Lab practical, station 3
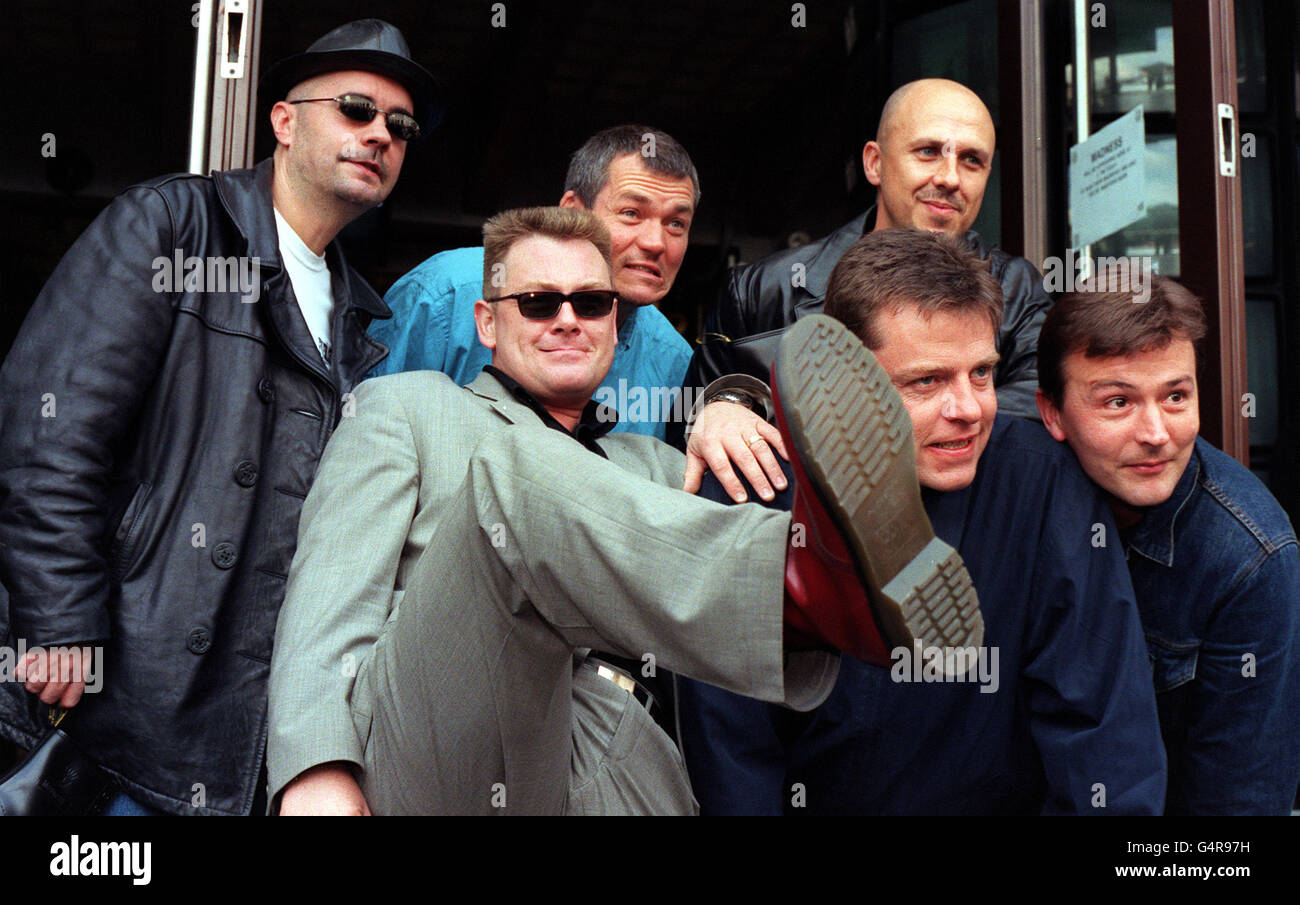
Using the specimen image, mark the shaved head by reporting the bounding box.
[862,78,996,236]
[876,79,994,151]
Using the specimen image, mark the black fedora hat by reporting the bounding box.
[260,19,443,137]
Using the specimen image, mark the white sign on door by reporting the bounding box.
[1069,105,1147,248]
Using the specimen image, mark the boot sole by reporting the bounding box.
[775,315,984,672]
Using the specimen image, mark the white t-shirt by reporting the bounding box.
[273,208,334,363]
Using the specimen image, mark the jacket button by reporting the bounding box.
[257,377,275,403]
[234,460,258,487]
[187,628,212,654]
[212,542,237,569]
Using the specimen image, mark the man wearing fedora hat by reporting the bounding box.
[0,19,437,815]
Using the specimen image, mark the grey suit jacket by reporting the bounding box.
[266,369,836,807]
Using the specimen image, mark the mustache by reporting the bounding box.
[916,189,964,211]
[338,137,383,173]
[340,149,381,165]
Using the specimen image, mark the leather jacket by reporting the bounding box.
[682,207,1052,423]
[0,159,389,814]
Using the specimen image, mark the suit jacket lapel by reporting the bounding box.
[465,370,540,427]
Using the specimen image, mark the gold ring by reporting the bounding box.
[745,434,764,449]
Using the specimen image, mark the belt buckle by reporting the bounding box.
[592,662,656,713]
[595,664,637,694]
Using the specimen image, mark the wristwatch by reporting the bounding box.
[702,388,759,411]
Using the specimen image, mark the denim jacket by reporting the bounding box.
[1127,437,1300,814]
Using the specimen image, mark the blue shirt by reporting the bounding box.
[1128,437,1300,815]
[676,416,1167,815]
[369,246,693,440]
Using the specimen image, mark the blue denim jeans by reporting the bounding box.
[100,791,165,816]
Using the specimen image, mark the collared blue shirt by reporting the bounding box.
[1127,437,1300,815]
[369,246,693,440]
[676,416,1166,814]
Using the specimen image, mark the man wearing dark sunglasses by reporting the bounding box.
[267,206,983,815]
[287,94,424,143]
[0,20,438,816]
[370,124,698,443]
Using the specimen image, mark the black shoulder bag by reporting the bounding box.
[0,707,119,815]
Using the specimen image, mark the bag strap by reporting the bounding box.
[48,706,67,729]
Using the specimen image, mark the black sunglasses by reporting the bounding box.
[487,290,618,320]
[288,94,422,142]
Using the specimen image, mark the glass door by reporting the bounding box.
[1044,0,1248,461]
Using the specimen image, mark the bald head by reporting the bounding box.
[864,79,996,236]
[876,79,994,151]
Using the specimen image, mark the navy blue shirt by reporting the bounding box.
[1128,438,1300,814]
[677,416,1167,814]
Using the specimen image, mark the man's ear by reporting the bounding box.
[558,191,587,211]
[862,141,884,187]
[1037,388,1069,442]
[473,298,497,351]
[269,101,295,149]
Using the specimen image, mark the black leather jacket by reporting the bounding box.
[0,159,389,814]
[682,207,1051,423]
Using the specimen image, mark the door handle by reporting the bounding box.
[219,0,248,80]
[1217,103,1237,178]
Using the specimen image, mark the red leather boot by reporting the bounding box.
[774,314,983,671]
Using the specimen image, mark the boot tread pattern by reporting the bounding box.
[783,316,985,663]
[897,543,985,655]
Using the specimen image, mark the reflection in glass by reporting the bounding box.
[1245,298,1280,448]
[1241,137,1274,277]
[1235,0,1268,114]
[1086,0,1175,116]
[1089,136,1179,276]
